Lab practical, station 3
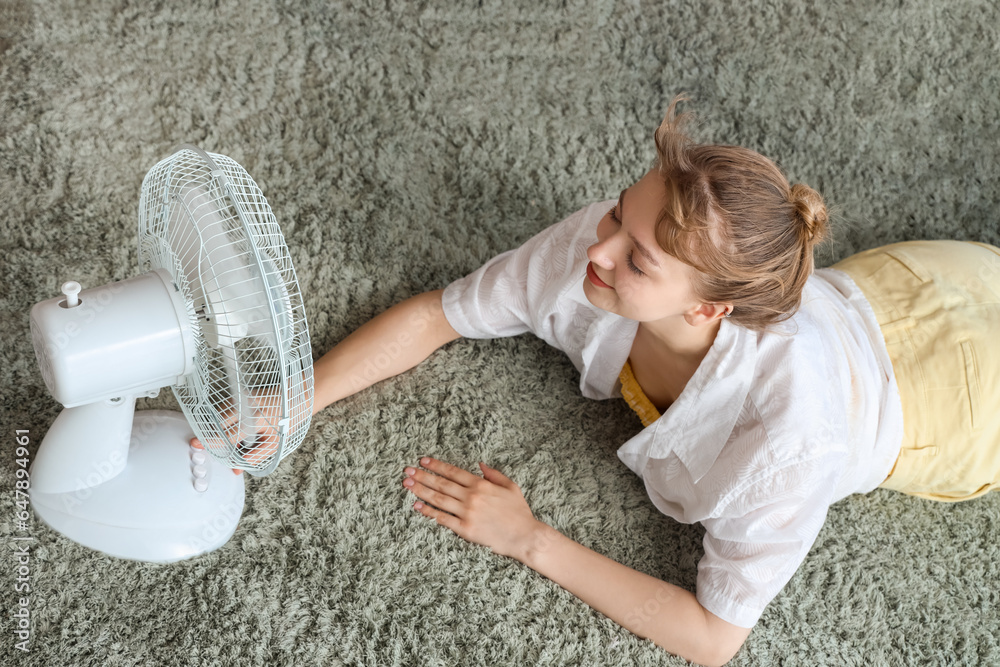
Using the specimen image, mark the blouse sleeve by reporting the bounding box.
[695,453,843,628]
[441,245,533,339]
[441,203,604,339]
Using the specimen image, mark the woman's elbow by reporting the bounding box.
[694,614,752,667]
[697,642,744,667]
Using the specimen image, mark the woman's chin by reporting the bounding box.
[583,278,616,312]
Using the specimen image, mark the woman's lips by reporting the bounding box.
[586,262,612,289]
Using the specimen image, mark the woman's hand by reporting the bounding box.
[402,456,544,561]
[190,386,286,475]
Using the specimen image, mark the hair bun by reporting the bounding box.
[789,183,828,243]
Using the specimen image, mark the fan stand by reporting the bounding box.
[31,403,245,563]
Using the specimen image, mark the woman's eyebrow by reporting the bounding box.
[620,187,662,269]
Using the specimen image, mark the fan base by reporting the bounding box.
[32,410,245,563]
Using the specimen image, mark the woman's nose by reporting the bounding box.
[587,229,617,269]
[586,240,612,269]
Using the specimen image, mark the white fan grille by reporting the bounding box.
[137,147,313,475]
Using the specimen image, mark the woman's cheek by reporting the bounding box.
[615,275,636,299]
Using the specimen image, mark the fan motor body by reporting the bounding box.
[30,268,196,408]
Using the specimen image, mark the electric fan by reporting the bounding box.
[28,145,313,563]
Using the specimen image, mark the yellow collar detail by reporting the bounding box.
[619,359,661,428]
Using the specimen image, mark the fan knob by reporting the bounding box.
[193,478,209,493]
[61,281,82,308]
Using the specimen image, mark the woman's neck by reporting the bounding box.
[636,317,722,365]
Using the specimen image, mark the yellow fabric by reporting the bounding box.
[619,358,661,428]
[833,240,1000,502]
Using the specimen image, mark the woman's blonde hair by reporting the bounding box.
[652,95,828,331]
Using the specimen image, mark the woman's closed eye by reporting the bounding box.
[608,206,645,277]
[626,250,644,276]
[608,205,621,224]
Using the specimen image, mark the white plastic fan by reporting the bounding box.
[28,145,313,563]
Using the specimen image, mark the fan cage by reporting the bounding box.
[137,148,313,475]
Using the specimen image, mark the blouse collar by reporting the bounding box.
[619,318,758,483]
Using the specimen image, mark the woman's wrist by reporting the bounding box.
[512,520,561,568]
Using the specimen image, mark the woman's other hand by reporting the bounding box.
[402,456,545,561]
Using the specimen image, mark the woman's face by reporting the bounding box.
[583,169,706,324]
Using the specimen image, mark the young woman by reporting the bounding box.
[197,97,1000,666]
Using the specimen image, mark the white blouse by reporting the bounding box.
[441,200,904,628]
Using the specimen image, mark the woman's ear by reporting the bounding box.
[683,302,731,326]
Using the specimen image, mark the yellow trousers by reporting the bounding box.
[833,241,1000,501]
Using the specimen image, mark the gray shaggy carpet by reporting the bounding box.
[1,1,998,665]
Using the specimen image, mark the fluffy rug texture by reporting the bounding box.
[2,1,999,665]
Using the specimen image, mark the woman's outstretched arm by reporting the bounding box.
[402,456,751,667]
[193,290,461,465]
[522,519,751,666]
[312,289,462,412]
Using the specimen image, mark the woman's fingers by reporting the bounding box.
[401,457,483,516]
[479,462,515,488]
[417,456,482,487]
[223,416,244,447]
[403,476,466,517]
[404,466,467,499]
[413,501,461,532]
[236,430,280,469]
